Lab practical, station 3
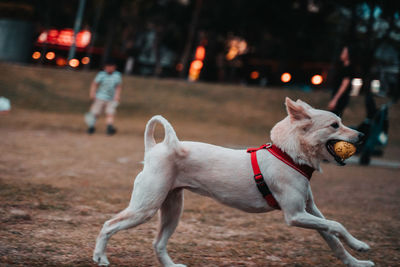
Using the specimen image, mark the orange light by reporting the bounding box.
[32,51,41,60]
[69,58,80,68]
[45,52,55,60]
[56,57,67,66]
[190,59,203,70]
[311,74,323,85]
[281,72,291,83]
[195,46,206,60]
[226,47,238,61]
[188,60,204,81]
[81,56,90,65]
[250,71,259,79]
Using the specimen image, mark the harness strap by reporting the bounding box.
[248,144,280,209]
[247,143,315,209]
[266,145,314,180]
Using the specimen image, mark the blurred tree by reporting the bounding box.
[337,0,400,107]
[8,0,400,90]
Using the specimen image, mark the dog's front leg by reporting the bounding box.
[285,209,370,251]
[281,189,372,266]
[305,192,374,267]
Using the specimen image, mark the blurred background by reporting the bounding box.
[1,1,400,266]
[0,0,399,96]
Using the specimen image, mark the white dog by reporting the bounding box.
[93,97,374,267]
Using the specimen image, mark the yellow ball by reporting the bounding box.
[333,141,356,160]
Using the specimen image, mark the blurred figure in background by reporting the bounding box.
[328,46,354,117]
[85,60,122,135]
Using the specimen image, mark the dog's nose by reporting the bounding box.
[358,132,365,141]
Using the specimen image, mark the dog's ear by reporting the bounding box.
[296,99,313,110]
[285,97,311,121]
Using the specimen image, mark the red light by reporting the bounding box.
[76,30,91,47]
[311,75,323,85]
[47,29,59,45]
[56,57,67,66]
[195,46,206,60]
[57,30,74,46]
[36,28,91,48]
[281,73,291,83]
[250,71,259,79]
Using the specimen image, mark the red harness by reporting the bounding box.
[247,143,314,209]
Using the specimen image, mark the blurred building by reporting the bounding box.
[0,2,34,63]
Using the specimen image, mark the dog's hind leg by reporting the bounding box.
[93,207,157,266]
[153,188,186,267]
[93,171,172,266]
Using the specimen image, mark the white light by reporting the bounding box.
[350,78,363,96]
[352,78,362,87]
[371,80,380,94]
[37,31,48,43]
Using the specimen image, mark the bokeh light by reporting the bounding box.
[190,60,203,70]
[176,63,183,71]
[250,71,259,79]
[56,57,67,66]
[45,52,55,60]
[281,72,291,83]
[81,57,90,65]
[311,74,323,85]
[195,46,206,60]
[32,51,41,60]
[69,58,80,68]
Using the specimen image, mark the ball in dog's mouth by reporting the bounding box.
[326,140,356,165]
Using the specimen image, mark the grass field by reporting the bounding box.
[0,62,399,266]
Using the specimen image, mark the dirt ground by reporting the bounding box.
[0,64,399,266]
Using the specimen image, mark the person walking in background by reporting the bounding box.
[85,60,122,135]
[328,46,354,117]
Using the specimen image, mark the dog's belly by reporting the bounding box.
[184,186,270,213]
[174,141,273,213]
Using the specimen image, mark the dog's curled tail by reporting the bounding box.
[144,115,180,154]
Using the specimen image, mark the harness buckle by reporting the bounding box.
[254,173,264,183]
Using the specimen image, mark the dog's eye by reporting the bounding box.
[330,122,339,129]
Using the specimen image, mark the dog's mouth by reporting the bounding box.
[325,139,349,166]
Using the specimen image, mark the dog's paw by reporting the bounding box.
[353,240,370,252]
[93,252,110,266]
[349,260,374,267]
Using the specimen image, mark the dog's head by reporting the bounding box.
[270,97,364,171]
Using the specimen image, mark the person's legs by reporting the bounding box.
[365,90,377,119]
[86,99,105,134]
[105,101,118,135]
[106,114,114,125]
